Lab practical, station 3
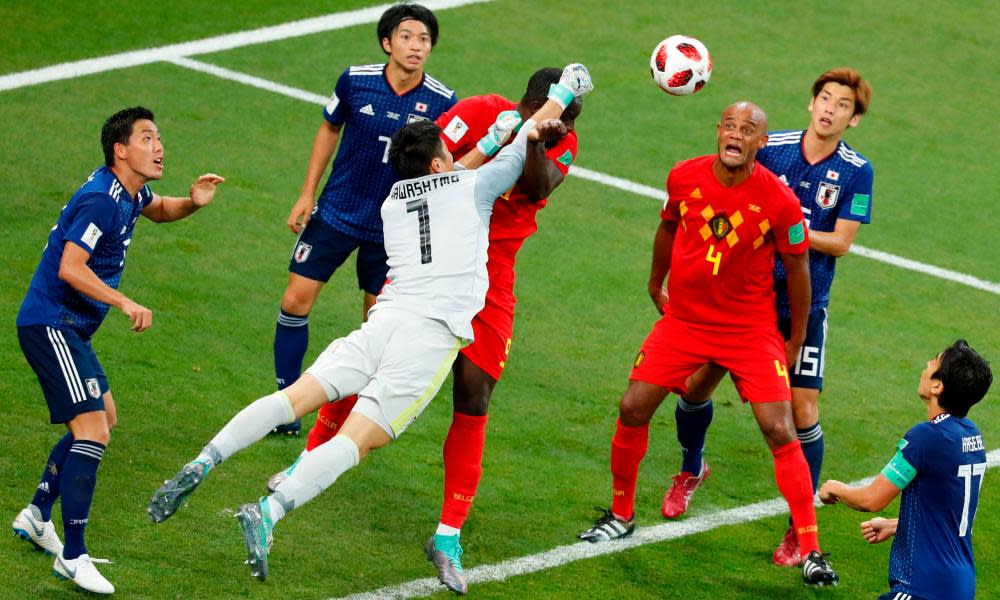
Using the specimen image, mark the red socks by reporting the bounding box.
[772,439,820,557]
[439,412,488,528]
[305,395,358,451]
[610,419,649,519]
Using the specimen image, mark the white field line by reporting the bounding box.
[0,0,491,93]
[331,449,1000,599]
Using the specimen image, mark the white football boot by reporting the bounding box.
[54,551,115,594]
[12,505,63,556]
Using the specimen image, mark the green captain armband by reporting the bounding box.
[881,439,917,490]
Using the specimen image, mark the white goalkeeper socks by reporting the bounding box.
[199,391,296,465]
[269,435,360,524]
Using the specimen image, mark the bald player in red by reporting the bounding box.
[577,101,840,588]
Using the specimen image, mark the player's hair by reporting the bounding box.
[933,339,993,418]
[522,67,562,104]
[812,68,871,116]
[101,106,155,167]
[389,120,445,179]
[377,3,439,53]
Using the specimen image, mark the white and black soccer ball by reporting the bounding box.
[649,35,712,96]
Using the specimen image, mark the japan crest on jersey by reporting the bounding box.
[85,378,101,399]
[816,182,841,209]
[294,242,312,263]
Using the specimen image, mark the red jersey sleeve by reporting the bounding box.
[543,131,578,177]
[435,95,512,157]
[661,161,684,222]
[770,178,809,254]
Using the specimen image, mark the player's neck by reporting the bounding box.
[925,396,947,421]
[711,158,753,188]
[802,128,841,164]
[385,61,423,95]
[110,165,147,198]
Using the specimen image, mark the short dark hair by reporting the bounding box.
[101,106,155,167]
[389,120,445,179]
[934,339,993,418]
[522,67,562,104]
[377,3,439,53]
[812,67,871,116]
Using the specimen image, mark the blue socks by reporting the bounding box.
[274,309,309,390]
[60,440,105,559]
[676,397,713,475]
[31,432,74,521]
[797,422,824,493]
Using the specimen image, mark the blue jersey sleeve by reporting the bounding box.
[900,423,931,471]
[64,193,116,255]
[141,185,153,208]
[323,69,352,126]
[837,161,873,223]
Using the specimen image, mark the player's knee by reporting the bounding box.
[453,393,489,416]
[619,394,655,427]
[281,288,315,315]
[760,418,796,447]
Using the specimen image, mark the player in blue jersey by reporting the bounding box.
[12,106,223,595]
[271,3,457,434]
[819,340,992,600]
[659,68,874,565]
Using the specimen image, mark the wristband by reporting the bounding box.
[547,83,574,109]
[476,134,502,157]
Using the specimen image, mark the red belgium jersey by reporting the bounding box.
[435,95,578,316]
[662,155,808,329]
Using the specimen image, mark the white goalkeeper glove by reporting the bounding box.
[476,110,523,157]
[547,63,594,109]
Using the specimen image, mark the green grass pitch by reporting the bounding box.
[1,1,997,598]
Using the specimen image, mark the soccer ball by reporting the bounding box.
[649,35,712,96]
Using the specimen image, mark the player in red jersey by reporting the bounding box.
[577,102,839,588]
[266,68,582,595]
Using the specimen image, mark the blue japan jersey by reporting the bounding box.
[317,64,457,243]
[882,413,986,600]
[761,130,874,317]
[17,166,152,339]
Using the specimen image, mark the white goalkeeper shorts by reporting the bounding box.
[304,307,462,438]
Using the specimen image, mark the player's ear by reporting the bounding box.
[114,142,128,162]
[758,133,768,149]
[381,37,392,54]
[807,98,815,113]
[848,114,862,128]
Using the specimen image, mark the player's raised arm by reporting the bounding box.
[457,110,523,169]
[288,121,342,233]
[143,174,225,223]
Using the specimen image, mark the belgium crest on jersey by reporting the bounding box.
[709,214,732,240]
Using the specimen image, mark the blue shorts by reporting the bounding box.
[777,308,828,390]
[18,325,109,424]
[878,592,927,600]
[288,216,389,295]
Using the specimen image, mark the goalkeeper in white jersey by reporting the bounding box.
[147,64,593,584]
